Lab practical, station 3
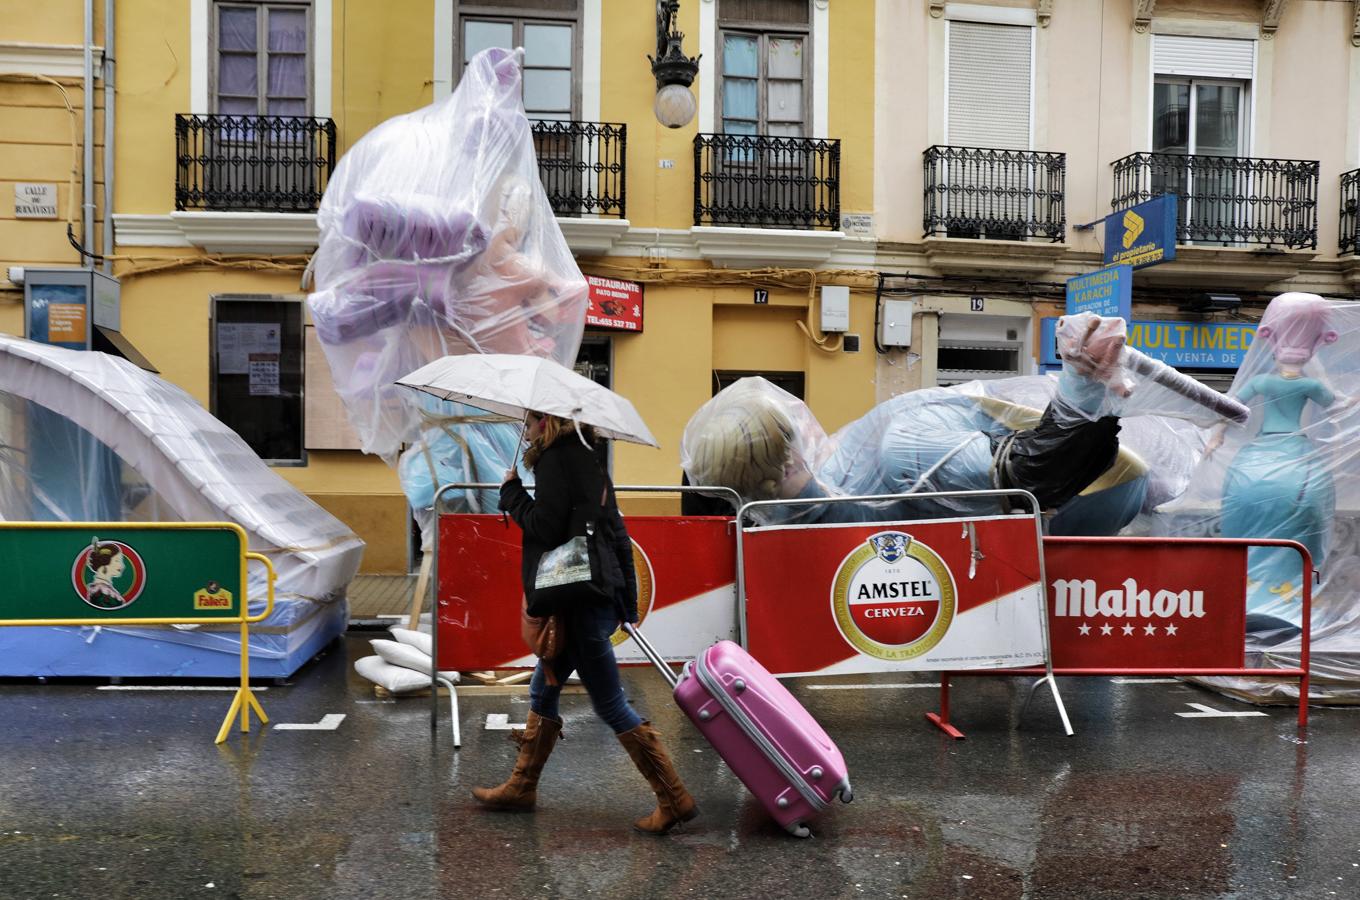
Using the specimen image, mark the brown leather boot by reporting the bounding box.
[472,710,563,811]
[617,721,698,834]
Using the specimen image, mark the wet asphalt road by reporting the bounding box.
[1,632,1359,899]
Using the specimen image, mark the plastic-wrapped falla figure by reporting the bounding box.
[683,313,1245,532]
[1212,292,1341,632]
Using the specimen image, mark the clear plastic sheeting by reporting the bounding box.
[397,393,521,538]
[0,335,364,675]
[681,377,830,523]
[1052,313,1250,427]
[307,46,588,464]
[682,314,1244,531]
[1151,293,1360,703]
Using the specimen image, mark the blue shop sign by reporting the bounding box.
[1065,264,1131,320]
[1104,195,1178,270]
[1040,317,1257,370]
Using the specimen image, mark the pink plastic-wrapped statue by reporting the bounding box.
[306,46,589,461]
[1214,292,1342,633]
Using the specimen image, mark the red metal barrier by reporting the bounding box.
[926,536,1313,737]
[435,514,738,672]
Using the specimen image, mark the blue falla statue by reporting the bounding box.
[681,313,1247,534]
[1212,292,1343,634]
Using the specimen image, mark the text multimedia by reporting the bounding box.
[1052,578,1205,619]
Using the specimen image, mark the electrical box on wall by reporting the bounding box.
[879,299,914,348]
[820,285,850,333]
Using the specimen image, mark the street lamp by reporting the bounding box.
[650,0,700,129]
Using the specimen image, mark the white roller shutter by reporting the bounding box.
[947,20,1032,150]
[1153,35,1255,80]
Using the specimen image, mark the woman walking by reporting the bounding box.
[472,410,698,834]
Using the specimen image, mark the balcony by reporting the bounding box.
[920,146,1067,276]
[923,145,1066,242]
[1111,152,1318,250]
[1340,168,1360,255]
[530,120,627,220]
[175,113,336,213]
[694,133,841,231]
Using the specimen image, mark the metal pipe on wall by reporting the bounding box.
[102,0,115,273]
[82,0,95,261]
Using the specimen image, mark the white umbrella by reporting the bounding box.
[396,353,659,448]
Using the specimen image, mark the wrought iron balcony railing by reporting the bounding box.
[530,120,627,219]
[175,113,337,212]
[1340,169,1360,255]
[1111,152,1318,250]
[922,146,1066,242]
[694,133,840,230]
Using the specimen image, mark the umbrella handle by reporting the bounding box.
[510,413,528,474]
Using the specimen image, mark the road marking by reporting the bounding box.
[97,685,269,692]
[807,683,941,691]
[273,714,346,730]
[485,713,526,730]
[1176,703,1268,719]
[1110,678,1181,684]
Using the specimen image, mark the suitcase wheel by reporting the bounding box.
[785,822,812,839]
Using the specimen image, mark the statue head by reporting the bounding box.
[1258,292,1338,367]
[682,378,814,502]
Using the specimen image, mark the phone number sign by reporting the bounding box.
[585,276,643,332]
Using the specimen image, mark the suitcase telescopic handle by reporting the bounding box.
[622,623,680,690]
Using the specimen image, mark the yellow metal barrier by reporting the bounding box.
[0,521,275,743]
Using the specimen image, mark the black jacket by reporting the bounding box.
[498,437,639,623]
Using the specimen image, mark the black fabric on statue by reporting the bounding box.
[992,408,1122,511]
[499,438,640,623]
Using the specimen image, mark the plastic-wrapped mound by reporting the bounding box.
[0,335,364,676]
[307,46,588,463]
[682,314,1238,528]
[1151,293,1360,703]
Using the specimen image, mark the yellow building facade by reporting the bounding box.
[1,1,878,573]
[14,2,1354,575]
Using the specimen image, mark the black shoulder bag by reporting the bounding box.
[526,477,610,617]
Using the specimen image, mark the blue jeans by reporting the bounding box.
[529,602,643,734]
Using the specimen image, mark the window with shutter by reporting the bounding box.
[946,21,1032,151]
[1149,35,1254,245]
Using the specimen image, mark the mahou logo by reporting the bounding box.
[830,531,956,661]
[1052,578,1206,620]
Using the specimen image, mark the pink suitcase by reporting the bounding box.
[626,625,852,837]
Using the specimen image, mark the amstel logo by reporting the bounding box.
[830,531,955,661]
[610,538,655,645]
[1122,209,1145,249]
[71,537,147,611]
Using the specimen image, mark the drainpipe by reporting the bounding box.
[82,0,95,265]
[102,0,115,273]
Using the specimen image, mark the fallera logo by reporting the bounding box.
[1122,210,1145,249]
[1052,578,1206,619]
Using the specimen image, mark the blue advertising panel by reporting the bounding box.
[1065,265,1132,320]
[1040,317,1256,370]
[25,283,89,351]
[1104,195,1178,269]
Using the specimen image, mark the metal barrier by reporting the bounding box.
[0,521,276,744]
[735,490,1072,736]
[427,482,742,748]
[930,536,1314,734]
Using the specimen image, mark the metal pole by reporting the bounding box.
[102,0,115,272]
[83,0,95,261]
